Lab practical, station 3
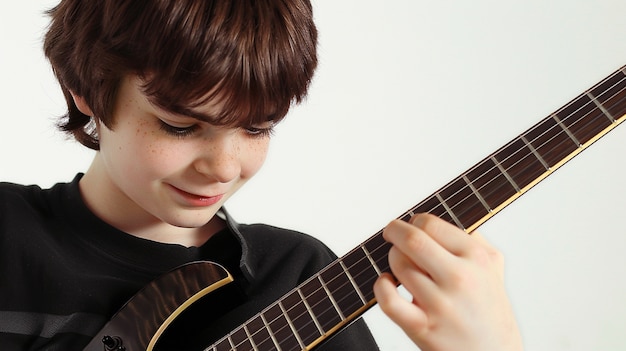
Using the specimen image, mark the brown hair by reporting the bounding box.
[44,0,318,149]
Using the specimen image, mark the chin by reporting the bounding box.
[166,211,219,229]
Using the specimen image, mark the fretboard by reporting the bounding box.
[205,65,626,351]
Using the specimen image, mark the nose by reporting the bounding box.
[193,134,241,184]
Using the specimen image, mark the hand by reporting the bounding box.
[373,213,523,351]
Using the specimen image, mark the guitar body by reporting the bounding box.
[83,261,236,351]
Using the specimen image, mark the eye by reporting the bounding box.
[244,124,275,138]
[158,120,199,138]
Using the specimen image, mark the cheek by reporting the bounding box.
[120,127,190,178]
[240,139,270,178]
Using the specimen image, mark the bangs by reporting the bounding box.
[135,0,318,127]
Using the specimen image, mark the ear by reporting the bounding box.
[69,91,95,117]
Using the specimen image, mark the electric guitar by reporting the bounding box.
[84,65,626,351]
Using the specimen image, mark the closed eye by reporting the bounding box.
[158,120,200,138]
[244,124,275,138]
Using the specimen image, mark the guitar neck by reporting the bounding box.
[206,65,626,351]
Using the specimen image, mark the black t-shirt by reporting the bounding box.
[0,175,379,350]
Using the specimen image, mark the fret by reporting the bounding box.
[211,337,232,351]
[260,313,282,351]
[462,175,491,212]
[524,116,578,168]
[435,193,464,229]
[339,260,367,305]
[228,335,236,350]
[360,244,383,277]
[587,92,615,122]
[489,156,521,193]
[556,93,610,145]
[243,325,260,351]
[520,135,550,170]
[265,304,302,351]
[399,210,415,222]
[246,315,277,351]
[412,195,456,225]
[493,138,545,190]
[363,233,391,273]
[589,70,626,121]
[281,290,321,346]
[300,276,342,333]
[552,113,581,146]
[468,157,518,209]
[319,266,357,318]
[438,177,490,229]
[296,288,325,336]
[230,327,254,351]
[345,246,381,301]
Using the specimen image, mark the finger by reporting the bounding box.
[465,230,506,277]
[409,213,473,256]
[384,219,455,283]
[374,273,427,335]
[387,245,441,307]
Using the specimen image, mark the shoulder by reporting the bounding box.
[0,181,46,213]
[238,223,334,255]
[238,222,336,262]
[234,221,337,281]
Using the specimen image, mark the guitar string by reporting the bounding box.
[216,72,626,351]
[211,71,626,351]
[407,72,626,229]
[210,71,626,351]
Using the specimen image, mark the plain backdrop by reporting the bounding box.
[2,1,626,350]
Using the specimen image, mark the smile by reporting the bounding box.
[168,185,225,207]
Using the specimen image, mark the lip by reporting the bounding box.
[168,185,225,207]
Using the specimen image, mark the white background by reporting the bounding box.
[2,1,626,350]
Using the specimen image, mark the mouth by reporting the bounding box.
[168,184,225,207]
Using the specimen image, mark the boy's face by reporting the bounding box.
[83,76,273,233]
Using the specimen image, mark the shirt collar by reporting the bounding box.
[216,207,255,281]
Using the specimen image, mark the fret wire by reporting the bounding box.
[339,260,368,305]
[435,193,464,229]
[520,135,551,170]
[462,175,492,212]
[551,113,581,146]
[243,325,260,351]
[278,301,306,350]
[490,155,521,192]
[587,92,616,122]
[208,70,626,351]
[296,288,325,336]
[318,276,346,320]
[228,334,236,350]
[361,244,383,276]
[260,313,283,351]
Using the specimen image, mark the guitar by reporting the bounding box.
[84,65,626,351]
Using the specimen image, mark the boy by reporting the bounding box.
[0,0,522,350]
